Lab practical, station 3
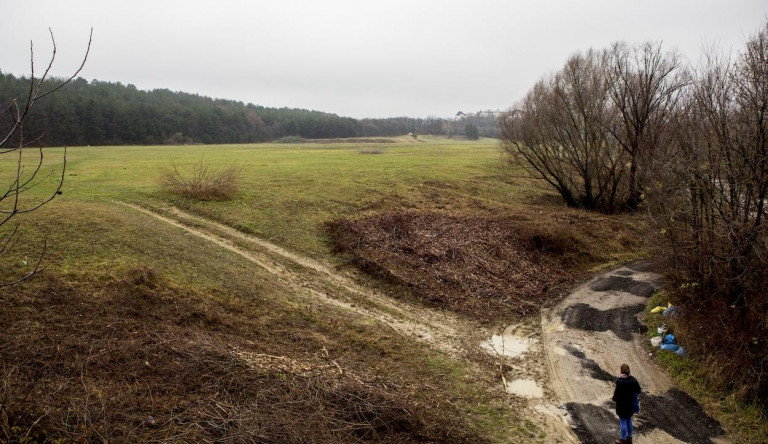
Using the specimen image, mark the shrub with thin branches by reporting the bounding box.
[160,159,242,200]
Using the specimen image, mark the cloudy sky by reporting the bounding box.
[3,1,767,118]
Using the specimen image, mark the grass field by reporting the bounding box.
[51,136,531,258]
[0,136,650,442]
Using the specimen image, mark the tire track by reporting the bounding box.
[117,201,468,356]
[116,201,586,442]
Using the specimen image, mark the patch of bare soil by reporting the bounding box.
[327,212,588,323]
[561,303,648,341]
[0,270,484,443]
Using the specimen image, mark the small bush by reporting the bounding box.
[275,135,305,144]
[357,148,384,155]
[161,159,242,200]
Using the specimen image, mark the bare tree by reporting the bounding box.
[0,29,92,286]
[606,41,689,211]
[646,22,768,399]
[500,49,630,213]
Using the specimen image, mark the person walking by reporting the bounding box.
[612,363,641,444]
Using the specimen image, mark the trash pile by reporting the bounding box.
[649,303,687,357]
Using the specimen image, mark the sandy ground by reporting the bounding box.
[542,262,729,444]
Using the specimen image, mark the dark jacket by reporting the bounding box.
[612,374,641,418]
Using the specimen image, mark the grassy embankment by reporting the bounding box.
[1,136,647,442]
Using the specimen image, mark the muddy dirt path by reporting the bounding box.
[116,201,584,442]
[118,201,469,356]
[542,262,729,444]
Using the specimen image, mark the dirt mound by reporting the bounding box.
[561,303,648,341]
[0,270,483,443]
[588,275,656,297]
[328,212,589,323]
[567,388,725,444]
[636,389,724,443]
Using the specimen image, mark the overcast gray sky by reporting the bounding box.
[3,1,767,118]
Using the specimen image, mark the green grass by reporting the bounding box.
[0,136,653,442]
[2,137,531,260]
[1,137,550,442]
[4,137,646,269]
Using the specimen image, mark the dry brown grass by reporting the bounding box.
[0,268,484,443]
[327,209,637,324]
[161,159,242,200]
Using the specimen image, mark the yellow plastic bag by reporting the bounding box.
[650,306,665,313]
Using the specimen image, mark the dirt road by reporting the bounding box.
[542,262,728,444]
[117,201,474,356]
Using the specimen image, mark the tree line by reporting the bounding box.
[0,71,498,146]
[500,22,768,402]
[357,112,497,139]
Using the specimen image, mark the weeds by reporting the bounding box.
[0,265,484,443]
[328,211,598,323]
[275,135,305,143]
[643,291,768,443]
[160,158,242,200]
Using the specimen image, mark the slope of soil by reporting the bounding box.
[0,202,484,443]
[543,262,729,444]
[327,212,589,324]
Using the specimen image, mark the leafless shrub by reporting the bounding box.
[357,148,384,154]
[0,29,91,286]
[161,158,242,200]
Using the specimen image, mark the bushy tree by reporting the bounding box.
[606,42,688,210]
[464,123,479,140]
[501,43,687,214]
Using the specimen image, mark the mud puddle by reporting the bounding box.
[506,378,544,398]
[480,325,537,358]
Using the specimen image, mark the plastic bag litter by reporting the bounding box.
[660,343,680,352]
[662,306,678,317]
[657,325,668,335]
[650,336,663,347]
[675,346,687,357]
[651,305,666,313]
[662,334,676,345]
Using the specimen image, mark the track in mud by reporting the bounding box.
[116,201,467,357]
[567,388,725,444]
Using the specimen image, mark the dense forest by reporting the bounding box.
[0,71,499,145]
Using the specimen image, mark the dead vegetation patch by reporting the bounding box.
[160,158,242,201]
[328,211,601,323]
[0,268,483,443]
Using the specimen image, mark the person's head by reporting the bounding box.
[620,364,630,375]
